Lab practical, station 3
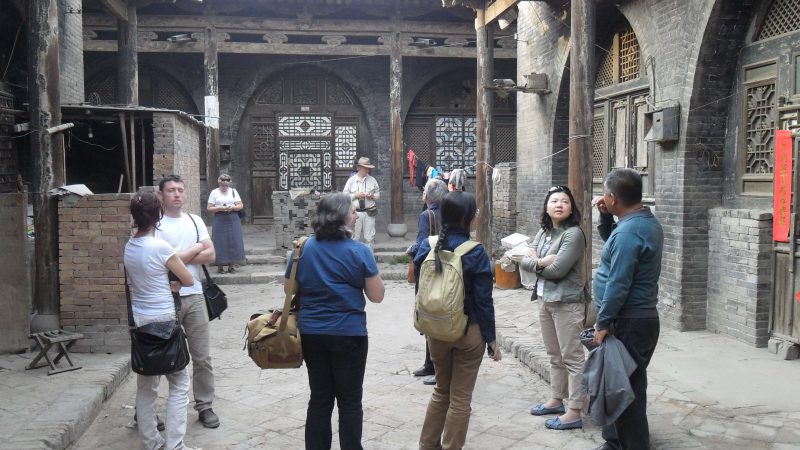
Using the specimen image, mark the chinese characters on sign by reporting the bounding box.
[773,130,792,243]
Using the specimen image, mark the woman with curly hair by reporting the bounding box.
[284,192,385,450]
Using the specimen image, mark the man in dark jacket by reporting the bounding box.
[591,168,663,450]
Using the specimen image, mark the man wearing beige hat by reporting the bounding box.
[343,156,381,250]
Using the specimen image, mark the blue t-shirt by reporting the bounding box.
[285,236,379,336]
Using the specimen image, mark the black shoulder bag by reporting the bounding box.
[188,214,229,321]
[125,269,190,376]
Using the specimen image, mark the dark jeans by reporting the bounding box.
[602,317,660,450]
[302,334,368,450]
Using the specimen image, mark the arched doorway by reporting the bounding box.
[84,64,198,114]
[241,67,369,224]
[404,70,516,176]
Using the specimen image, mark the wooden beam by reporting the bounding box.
[389,33,404,233]
[100,0,129,22]
[204,25,220,190]
[117,4,138,105]
[475,8,494,256]
[485,0,520,25]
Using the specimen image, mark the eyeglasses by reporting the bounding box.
[548,185,569,193]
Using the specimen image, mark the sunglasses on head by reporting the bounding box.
[548,185,569,193]
[220,178,231,182]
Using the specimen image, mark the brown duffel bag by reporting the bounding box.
[245,237,307,369]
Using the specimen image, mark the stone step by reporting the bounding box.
[245,254,287,265]
[213,262,410,285]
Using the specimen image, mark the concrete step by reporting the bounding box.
[245,254,287,265]
[213,262,410,285]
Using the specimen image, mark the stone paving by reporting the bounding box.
[73,281,603,450]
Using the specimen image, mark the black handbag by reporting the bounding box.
[201,264,228,321]
[187,214,229,320]
[124,271,190,376]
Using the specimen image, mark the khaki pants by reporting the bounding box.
[353,211,375,250]
[177,294,214,412]
[419,323,485,450]
[538,301,585,410]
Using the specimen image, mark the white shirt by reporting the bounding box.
[154,213,210,296]
[208,187,241,207]
[342,174,380,210]
[124,236,176,317]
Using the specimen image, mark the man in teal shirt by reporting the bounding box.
[591,168,663,450]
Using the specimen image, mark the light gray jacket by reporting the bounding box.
[519,225,586,303]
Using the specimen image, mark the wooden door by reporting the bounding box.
[771,134,800,344]
[249,119,277,224]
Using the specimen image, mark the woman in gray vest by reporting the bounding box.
[516,185,587,430]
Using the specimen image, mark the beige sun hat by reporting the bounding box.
[356,157,375,169]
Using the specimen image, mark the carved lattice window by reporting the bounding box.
[494,123,516,164]
[744,83,776,174]
[595,25,641,89]
[292,77,318,105]
[435,116,477,175]
[277,115,333,190]
[251,123,276,169]
[334,125,357,168]
[592,106,606,181]
[758,0,800,40]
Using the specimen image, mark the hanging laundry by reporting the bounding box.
[407,149,417,187]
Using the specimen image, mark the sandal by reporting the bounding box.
[530,403,565,416]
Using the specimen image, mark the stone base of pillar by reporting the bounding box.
[387,223,407,237]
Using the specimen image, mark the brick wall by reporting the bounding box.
[58,0,84,104]
[492,163,517,259]
[152,112,204,215]
[58,194,132,354]
[707,209,772,347]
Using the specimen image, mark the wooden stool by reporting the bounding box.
[26,330,84,375]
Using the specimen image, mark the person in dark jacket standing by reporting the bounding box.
[591,168,663,450]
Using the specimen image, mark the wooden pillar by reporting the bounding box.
[28,0,64,330]
[568,0,595,293]
[387,32,407,237]
[204,25,220,188]
[117,4,138,105]
[475,8,494,255]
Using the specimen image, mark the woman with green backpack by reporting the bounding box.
[414,191,502,450]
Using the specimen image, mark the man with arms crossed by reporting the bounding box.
[156,175,220,429]
[591,168,663,450]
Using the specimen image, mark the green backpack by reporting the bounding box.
[414,236,481,342]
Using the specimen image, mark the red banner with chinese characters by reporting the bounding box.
[773,129,793,242]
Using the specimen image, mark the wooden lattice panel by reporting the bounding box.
[758,0,800,40]
[619,28,640,83]
[592,112,606,179]
[595,51,614,89]
[406,125,433,165]
[744,82,776,174]
[494,124,516,164]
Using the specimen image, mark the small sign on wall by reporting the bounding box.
[773,129,793,242]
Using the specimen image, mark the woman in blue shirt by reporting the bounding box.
[415,191,502,450]
[284,193,384,450]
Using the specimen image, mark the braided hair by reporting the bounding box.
[434,191,477,272]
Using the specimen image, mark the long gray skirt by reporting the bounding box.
[212,212,245,265]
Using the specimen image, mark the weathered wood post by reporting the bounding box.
[387,31,407,237]
[475,7,494,255]
[204,25,220,189]
[28,0,65,331]
[117,3,138,105]
[568,0,595,294]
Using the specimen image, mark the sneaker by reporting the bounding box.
[133,412,165,432]
[422,375,436,386]
[412,365,435,377]
[198,408,220,428]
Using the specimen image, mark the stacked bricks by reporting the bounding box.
[491,163,517,259]
[152,112,203,215]
[272,191,322,252]
[58,193,133,353]
[706,208,772,347]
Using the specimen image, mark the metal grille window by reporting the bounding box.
[595,25,641,89]
[758,0,800,40]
